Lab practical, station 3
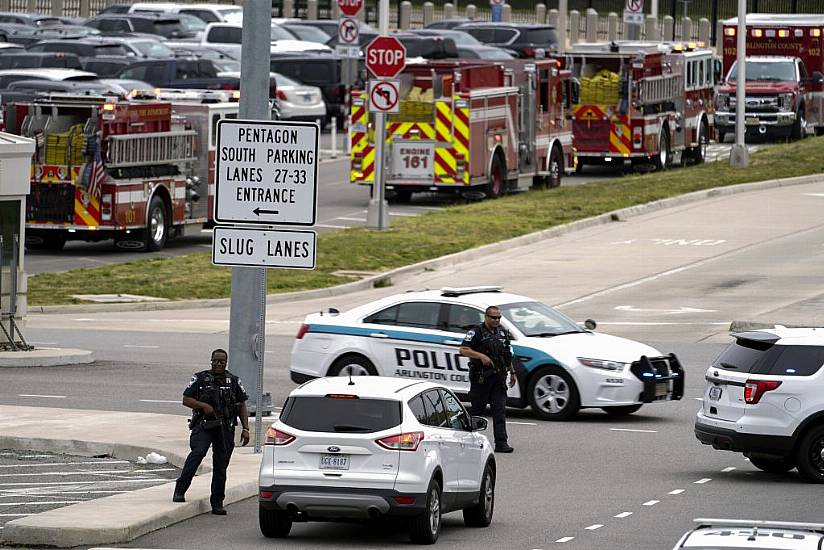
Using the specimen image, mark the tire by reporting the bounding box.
[527,367,580,421]
[393,189,413,203]
[408,478,441,544]
[142,195,168,252]
[328,355,377,377]
[654,126,670,171]
[795,425,824,483]
[748,454,795,474]
[601,404,643,417]
[547,146,563,188]
[689,119,708,164]
[463,464,494,527]
[259,505,292,538]
[486,154,505,199]
[717,131,726,144]
[791,107,806,141]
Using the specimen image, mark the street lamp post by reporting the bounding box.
[729,0,749,166]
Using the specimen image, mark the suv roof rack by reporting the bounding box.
[693,518,824,532]
[440,286,502,297]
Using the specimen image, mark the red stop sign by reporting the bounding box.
[365,36,407,78]
[337,0,363,17]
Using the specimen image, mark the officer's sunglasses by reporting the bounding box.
[486,314,501,320]
[211,358,227,365]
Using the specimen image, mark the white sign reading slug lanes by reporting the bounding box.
[212,227,316,269]
[214,119,319,226]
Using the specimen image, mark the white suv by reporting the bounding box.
[673,518,824,549]
[695,327,824,482]
[258,376,496,544]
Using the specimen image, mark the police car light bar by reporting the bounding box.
[693,518,824,532]
[440,286,503,297]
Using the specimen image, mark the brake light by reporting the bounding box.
[264,427,295,445]
[394,496,416,505]
[744,379,782,404]
[376,432,424,451]
[326,394,359,399]
[277,89,288,101]
[101,193,112,221]
[295,323,309,339]
[632,126,642,149]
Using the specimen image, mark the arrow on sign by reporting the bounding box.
[614,305,717,315]
[253,208,280,216]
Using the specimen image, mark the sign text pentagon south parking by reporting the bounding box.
[366,36,406,78]
[214,119,318,226]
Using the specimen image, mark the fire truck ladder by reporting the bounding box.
[105,130,198,168]
[637,74,683,105]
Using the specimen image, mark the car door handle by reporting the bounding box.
[443,339,462,346]
[369,332,389,338]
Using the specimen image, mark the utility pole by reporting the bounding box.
[729,0,749,167]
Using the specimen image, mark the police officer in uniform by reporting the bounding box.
[173,348,250,514]
[459,306,516,453]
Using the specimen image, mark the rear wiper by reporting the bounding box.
[333,425,371,432]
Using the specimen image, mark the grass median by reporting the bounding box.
[29,137,824,306]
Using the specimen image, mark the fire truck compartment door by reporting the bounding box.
[391,141,435,180]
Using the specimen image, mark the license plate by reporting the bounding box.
[709,386,722,401]
[319,454,349,470]
[655,382,669,397]
[745,117,759,125]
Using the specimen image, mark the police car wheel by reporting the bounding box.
[527,367,580,421]
[601,404,643,417]
[747,454,795,474]
[795,426,824,483]
[259,505,292,538]
[463,464,494,527]
[328,355,377,377]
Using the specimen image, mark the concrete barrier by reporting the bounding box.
[423,1,434,27]
[444,2,454,20]
[644,14,658,41]
[585,8,598,42]
[548,8,558,28]
[307,0,318,20]
[569,9,580,44]
[681,16,692,41]
[466,3,476,20]
[608,12,618,41]
[699,17,711,45]
[536,3,546,25]
[663,15,674,41]
[502,4,511,22]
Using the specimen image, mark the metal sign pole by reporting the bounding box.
[229,0,273,454]
[366,0,391,231]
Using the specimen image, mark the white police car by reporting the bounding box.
[290,286,684,420]
[672,519,824,549]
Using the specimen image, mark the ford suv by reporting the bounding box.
[695,327,824,482]
[258,377,495,544]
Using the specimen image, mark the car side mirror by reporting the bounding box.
[581,319,597,330]
[813,71,824,85]
[470,416,488,431]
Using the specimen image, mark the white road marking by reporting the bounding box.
[595,322,729,326]
[642,500,659,506]
[18,394,66,399]
[0,468,175,477]
[614,305,716,314]
[614,512,633,518]
[0,513,28,516]
[388,212,419,217]
[585,524,604,530]
[337,217,367,222]
[0,501,82,506]
[695,397,704,401]
[0,479,166,487]
[139,400,180,404]
[669,489,685,495]
[694,478,712,484]
[506,421,537,426]
[609,428,658,433]
[802,193,824,197]
[555,537,575,543]
[722,467,736,473]
[72,318,95,322]
[0,461,128,469]
[123,345,160,349]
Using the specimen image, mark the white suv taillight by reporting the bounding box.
[744,379,782,404]
[376,431,424,451]
[265,427,295,445]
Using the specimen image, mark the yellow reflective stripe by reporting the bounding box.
[75,200,96,227]
[609,127,631,156]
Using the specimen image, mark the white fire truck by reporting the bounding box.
[4,93,240,251]
[564,41,718,172]
[349,59,575,201]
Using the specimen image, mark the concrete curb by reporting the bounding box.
[0,348,93,367]
[29,172,824,315]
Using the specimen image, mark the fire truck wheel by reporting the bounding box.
[547,146,563,188]
[791,107,806,141]
[690,120,708,165]
[654,127,670,171]
[486,155,505,199]
[27,233,66,251]
[143,196,168,252]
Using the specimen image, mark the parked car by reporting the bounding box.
[457,45,515,60]
[84,34,175,58]
[238,71,325,124]
[84,14,197,39]
[5,78,119,96]
[97,4,130,15]
[128,2,243,24]
[279,23,333,45]
[395,33,458,60]
[26,38,131,58]
[177,22,331,58]
[0,22,47,46]
[100,77,156,98]
[81,57,134,78]
[0,42,24,52]
[0,12,61,27]
[424,18,472,30]
[286,18,375,40]
[0,52,83,70]
[28,25,101,40]
[455,22,559,58]
[409,29,515,59]
[673,519,824,549]
[258,376,495,544]
[0,68,99,89]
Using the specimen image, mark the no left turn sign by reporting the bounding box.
[369,80,400,114]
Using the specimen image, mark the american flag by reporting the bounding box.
[86,135,105,201]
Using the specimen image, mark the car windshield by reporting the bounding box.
[727,60,796,82]
[273,72,300,87]
[133,40,173,57]
[95,45,129,56]
[285,24,331,44]
[214,59,240,71]
[500,301,582,337]
[280,396,401,433]
[177,14,206,32]
[270,25,296,41]
[440,30,481,46]
[477,48,513,59]
[218,8,243,24]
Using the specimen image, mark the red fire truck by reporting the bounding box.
[350,59,575,201]
[564,41,718,172]
[4,93,240,251]
[718,15,824,140]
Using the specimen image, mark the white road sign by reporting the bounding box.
[214,119,318,226]
[368,79,400,113]
[212,227,317,269]
[338,17,359,45]
[623,0,644,24]
[336,45,360,58]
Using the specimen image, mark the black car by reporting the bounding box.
[456,45,515,60]
[0,52,83,70]
[84,14,195,39]
[82,57,134,78]
[270,52,352,127]
[26,39,131,58]
[455,22,559,58]
[395,33,458,59]
[424,18,471,30]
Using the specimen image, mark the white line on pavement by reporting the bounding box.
[642,500,659,506]
[18,394,65,399]
[0,513,28,516]
[722,467,736,473]
[506,421,537,426]
[0,501,82,506]
[555,537,575,543]
[695,398,704,401]
[609,428,658,433]
[28,342,56,345]
[0,461,128,469]
[694,478,712,484]
[123,345,160,349]
[314,223,349,229]
[669,489,685,495]
[585,524,603,530]
[0,479,165,487]
[0,468,175,477]
[139,400,180,404]
[614,512,632,518]
[595,322,729,326]
[388,212,420,217]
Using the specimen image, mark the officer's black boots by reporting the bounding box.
[495,444,515,453]
[172,492,185,502]
[211,507,227,515]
